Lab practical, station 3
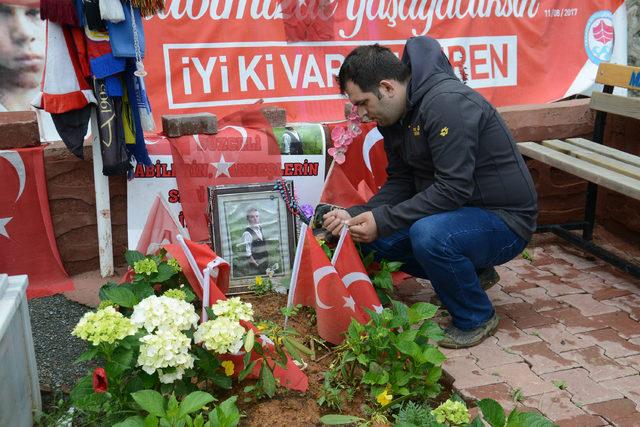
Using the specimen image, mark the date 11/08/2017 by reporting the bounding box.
[545,8,578,18]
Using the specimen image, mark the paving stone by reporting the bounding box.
[492,362,556,397]
[523,390,591,423]
[585,398,640,427]
[589,268,640,294]
[509,287,567,312]
[579,329,640,359]
[543,307,604,334]
[633,337,640,346]
[443,355,502,390]
[592,287,632,302]
[459,382,516,413]
[495,265,521,283]
[486,285,524,306]
[469,336,523,369]
[536,277,585,297]
[439,346,471,359]
[554,413,609,427]
[494,316,542,348]
[566,276,611,294]
[538,261,585,279]
[501,279,539,295]
[559,294,620,317]
[591,312,640,339]
[617,354,640,371]
[542,368,623,405]
[524,323,597,354]
[601,375,640,408]
[563,346,638,381]
[500,302,559,329]
[603,295,640,321]
[511,341,580,375]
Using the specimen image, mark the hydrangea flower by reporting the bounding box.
[167,258,182,272]
[72,306,138,346]
[164,289,186,301]
[131,295,199,333]
[194,316,246,355]
[211,297,254,322]
[432,399,470,425]
[137,329,194,384]
[134,258,158,275]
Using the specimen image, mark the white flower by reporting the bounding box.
[137,328,194,383]
[131,295,199,333]
[194,317,245,355]
[211,297,254,322]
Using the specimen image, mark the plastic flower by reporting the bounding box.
[131,295,199,333]
[194,317,246,354]
[167,258,182,272]
[92,367,108,393]
[347,104,360,122]
[376,388,393,406]
[347,121,362,137]
[211,297,254,322]
[299,204,314,220]
[72,306,138,346]
[328,146,347,164]
[137,328,194,384]
[164,289,186,301]
[331,126,353,148]
[432,399,470,425]
[133,258,158,275]
[221,360,235,376]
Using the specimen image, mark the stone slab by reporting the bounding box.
[0,111,40,149]
[162,113,218,137]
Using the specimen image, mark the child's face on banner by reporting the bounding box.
[0,3,45,88]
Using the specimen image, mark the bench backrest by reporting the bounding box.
[591,63,640,120]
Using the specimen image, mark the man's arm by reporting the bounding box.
[371,93,484,236]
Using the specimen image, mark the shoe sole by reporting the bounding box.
[438,315,500,349]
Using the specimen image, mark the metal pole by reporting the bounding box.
[90,107,114,277]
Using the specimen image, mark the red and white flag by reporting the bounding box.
[331,227,382,318]
[288,225,368,345]
[136,194,189,255]
[0,147,73,298]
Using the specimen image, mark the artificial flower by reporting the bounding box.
[131,295,199,333]
[328,147,346,164]
[133,258,158,275]
[72,306,138,346]
[299,204,314,221]
[432,399,470,425]
[211,297,254,322]
[347,104,360,121]
[194,316,246,354]
[331,126,353,148]
[137,329,194,384]
[92,367,108,393]
[221,360,235,376]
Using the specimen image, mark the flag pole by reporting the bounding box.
[285,223,307,327]
[331,226,349,265]
[90,107,114,277]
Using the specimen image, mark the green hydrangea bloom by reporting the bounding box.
[432,400,470,425]
[98,300,116,310]
[134,258,158,275]
[164,289,186,301]
[167,258,182,272]
[72,306,138,346]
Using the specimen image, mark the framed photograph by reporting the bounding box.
[208,181,297,294]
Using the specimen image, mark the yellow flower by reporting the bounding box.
[221,360,235,376]
[376,388,393,406]
[255,276,263,286]
[257,322,268,331]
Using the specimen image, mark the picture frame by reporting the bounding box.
[208,181,297,294]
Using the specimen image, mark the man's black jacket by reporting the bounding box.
[347,36,538,242]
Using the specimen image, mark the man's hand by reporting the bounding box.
[347,211,378,243]
[322,209,351,236]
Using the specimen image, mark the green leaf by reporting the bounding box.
[132,283,155,301]
[193,414,205,427]
[102,286,139,308]
[467,417,485,427]
[209,373,232,390]
[131,390,166,417]
[259,364,276,398]
[70,375,108,412]
[238,360,257,381]
[506,411,557,427]
[75,346,99,363]
[208,396,241,427]
[284,336,313,355]
[419,346,446,365]
[154,263,177,282]
[390,300,409,326]
[244,329,255,353]
[319,414,364,425]
[113,416,147,427]
[178,391,215,418]
[478,398,506,427]
[384,261,403,272]
[167,394,180,418]
[426,366,443,384]
[144,414,159,427]
[125,250,146,267]
[183,287,196,303]
[106,347,134,377]
[372,271,393,290]
[408,302,438,323]
[99,282,119,302]
[282,338,302,362]
[395,339,420,357]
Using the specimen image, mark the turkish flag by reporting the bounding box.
[136,194,189,255]
[164,238,308,392]
[0,147,73,298]
[290,226,367,345]
[320,122,387,207]
[168,106,281,241]
[331,228,382,318]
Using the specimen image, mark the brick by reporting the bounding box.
[439,346,471,359]
[592,287,632,301]
[584,398,640,427]
[536,277,585,297]
[603,295,640,321]
[492,362,556,397]
[511,341,579,375]
[601,375,640,408]
[538,261,585,279]
[494,316,542,348]
[260,106,287,127]
[162,113,218,137]
[579,329,640,359]
[486,285,525,306]
[459,382,517,414]
[559,294,619,317]
[545,244,604,270]
[589,268,640,293]
[522,390,589,423]
[495,265,520,283]
[443,355,502,390]
[524,323,597,354]
[564,346,637,381]
[0,111,40,149]
[590,312,640,339]
[501,280,539,295]
[542,368,623,405]
[554,414,608,427]
[543,307,604,334]
[469,337,523,369]
[617,354,640,371]
[501,302,559,329]
[509,287,567,312]
[565,276,610,294]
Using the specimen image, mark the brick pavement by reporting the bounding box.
[396,241,640,426]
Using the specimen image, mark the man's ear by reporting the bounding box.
[379,80,396,97]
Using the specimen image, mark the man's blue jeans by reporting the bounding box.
[364,207,526,330]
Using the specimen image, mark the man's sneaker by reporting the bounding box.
[438,313,500,349]
[430,267,500,306]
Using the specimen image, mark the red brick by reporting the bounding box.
[538,261,585,279]
[260,106,287,127]
[509,287,567,312]
[501,280,539,294]
[486,286,525,306]
[592,287,632,301]
[535,277,585,297]
[443,355,502,390]
[543,307,604,334]
[523,390,591,423]
[559,294,619,316]
[459,382,516,414]
[162,113,218,137]
[589,268,640,293]
[590,312,640,339]
[579,329,640,359]
[603,295,640,321]
[565,276,610,294]
[584,398,640,426]
[511,341,580,375]
[563,346,637,381]
[524,323,597,354]
[601,375,640,408]
[541,368,623,405]
[494,316,543,348]
[469,337,523,369]
[0,111,40,149]
[492,362,556,397]
[554,414,608,427]
[502,302,559,329]
[617,354,640,371]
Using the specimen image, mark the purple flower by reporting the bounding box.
[300,204,314,219]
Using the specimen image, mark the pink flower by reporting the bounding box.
[347,122,362,137]
[328,147,346,164]
[331,126,353,148]
[348,104,360,122]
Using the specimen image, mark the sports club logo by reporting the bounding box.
[584,10,615,65]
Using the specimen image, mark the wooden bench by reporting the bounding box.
[518,62,640,278]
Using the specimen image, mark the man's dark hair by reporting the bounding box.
[337,44,411,95]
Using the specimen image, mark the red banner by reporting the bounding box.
[142,0,627,123]
[0,147,73,298]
